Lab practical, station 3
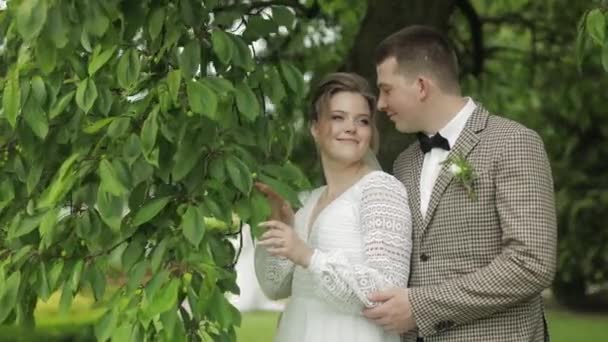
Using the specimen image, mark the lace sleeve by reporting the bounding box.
[253,190,315,300]
[254,246,294,300]
[307,173,412,312]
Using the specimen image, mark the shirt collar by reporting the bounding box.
[436,97,476,148]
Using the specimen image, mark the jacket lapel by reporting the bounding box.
[420,103,489,232]
[409,146,425,229]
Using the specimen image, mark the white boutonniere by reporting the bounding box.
[442,153,477,200]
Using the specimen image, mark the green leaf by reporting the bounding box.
[148,7,165,40]
[204,77,235,97]
[2,67,21,127]
[0,271,21,323]
[70,259,84,290]
[58,281,74,315]
[132,197,171,227]
[47,5,69,48]
[80,29,93,53]
[117,49,141,89]
[586,9,606,46]
[99,159,128,196]
[96,187,124,233]
[107,117,131,138]
[179,40,201,79]
[187,79,218,120]
[235,82,261,121]
[209,156,226,182]
[122,239,144,272]
[150,238,168,272]
[84,117,115,134]
[31,75,47,104]
[250,190,271,237]
[26,162,43,195]
[123,134,142,166]
[0,180,15,212]
[48,260,64,290]
[263,66,287,105]
[603,43,608,72]
[225,155,252,194]
[50,91,75,119]
[36,38,58,74]
[85,1,109,37]
[76,78,98,114]
[39,208,59,249]
[167,69,182,103]
[36,263,51,301]
[181,205,205,247]
[230,35,255,71]
[272,6,295,28]
[279,61,305,95]
[23,99,49,139]
[95,308,118,342]
[143,279,179,319]
[9,212,43,239]
[141,106,159,154]
[257,174,300,207]
[126,260,148,293]
[87,263,106,301]
[211,30,234,64]
[38,153,81,209]
[16,0,48,41]
[88,45,117,76]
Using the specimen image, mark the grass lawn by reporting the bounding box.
[1,301,606,341]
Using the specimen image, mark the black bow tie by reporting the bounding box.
[417,132,451,154]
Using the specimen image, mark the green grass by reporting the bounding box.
[546,309,608,341]
[237,311,280,342]
[1,302,606,341]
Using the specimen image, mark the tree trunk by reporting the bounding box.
[342,0,458,170]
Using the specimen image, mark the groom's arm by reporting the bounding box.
[409,127,557,336]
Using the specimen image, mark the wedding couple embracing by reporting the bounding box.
[254,25,557,342]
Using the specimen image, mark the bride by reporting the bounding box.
[254,72,412,342]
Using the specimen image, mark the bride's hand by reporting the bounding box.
[255,182,295,226]
[257,220,313,267]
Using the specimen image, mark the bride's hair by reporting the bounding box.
[309,72,380,153]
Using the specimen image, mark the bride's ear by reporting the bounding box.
[309,122,319,142]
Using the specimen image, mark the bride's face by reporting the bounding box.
[311,91,372,165]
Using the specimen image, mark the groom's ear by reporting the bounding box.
[416,76,431,101]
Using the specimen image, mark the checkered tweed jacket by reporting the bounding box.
[393,103,557,342]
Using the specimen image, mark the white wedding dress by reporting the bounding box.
[255,171,412,342]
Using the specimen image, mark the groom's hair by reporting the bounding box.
[310,72,380,153]
[375,25,460,93]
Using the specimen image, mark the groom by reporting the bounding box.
[362,26,557,341]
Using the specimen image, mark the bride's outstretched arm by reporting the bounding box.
[307,174,412,312]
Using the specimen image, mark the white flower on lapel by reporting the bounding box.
[442,153,477,201]
[449,163,463,176]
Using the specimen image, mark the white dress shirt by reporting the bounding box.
[419,98,476,218]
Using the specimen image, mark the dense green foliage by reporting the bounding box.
[0,0,311,340]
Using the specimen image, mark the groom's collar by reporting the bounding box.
[466,100,490,134]
[436,97,476,148]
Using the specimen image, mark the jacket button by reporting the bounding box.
[420,253,430,262]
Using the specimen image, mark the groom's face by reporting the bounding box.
[376,57,425,133]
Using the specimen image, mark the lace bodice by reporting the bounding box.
[254,171,412,313]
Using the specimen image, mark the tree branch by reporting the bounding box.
[455,0,484,76]
[216,0,319,18]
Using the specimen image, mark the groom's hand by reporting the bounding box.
[363,288,416,334]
